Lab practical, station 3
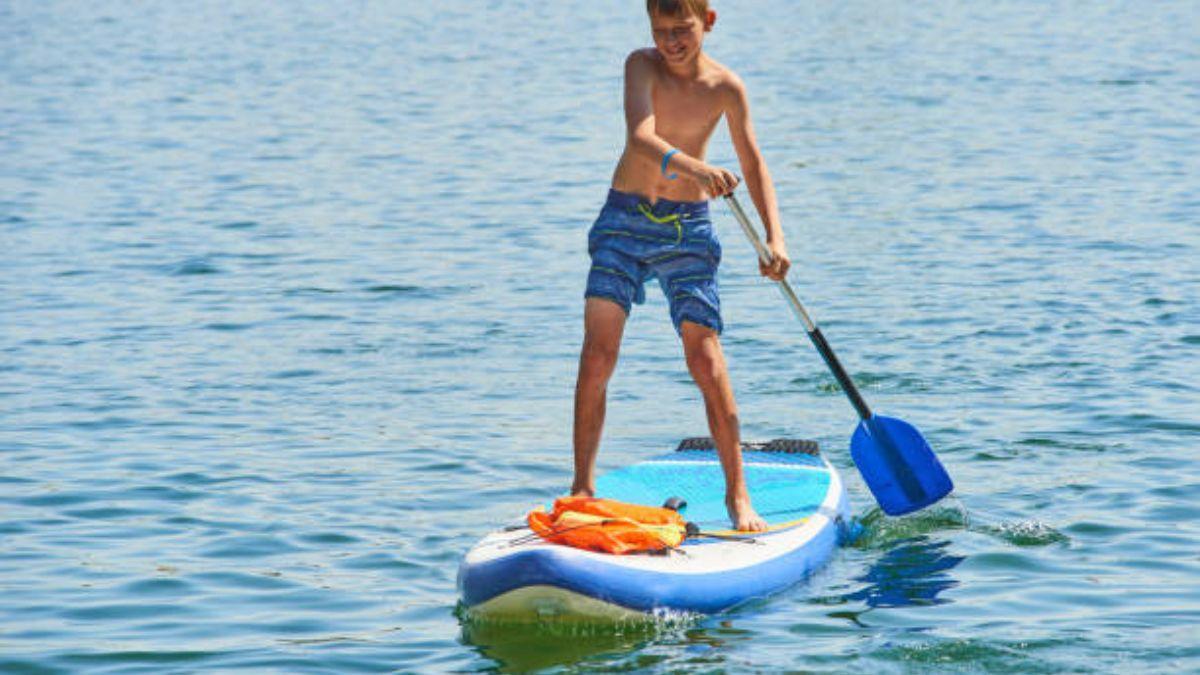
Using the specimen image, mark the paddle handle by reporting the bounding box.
[723,193,874,421]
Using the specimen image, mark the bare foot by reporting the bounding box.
[726,495,768,532]
[569,483,594,498]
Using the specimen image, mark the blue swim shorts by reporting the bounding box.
[585,189,723,334]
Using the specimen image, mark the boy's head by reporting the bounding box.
[646,0,716,66]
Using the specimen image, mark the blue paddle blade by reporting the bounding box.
[850,414,953,516]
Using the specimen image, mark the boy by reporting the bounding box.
[571,0,790,532]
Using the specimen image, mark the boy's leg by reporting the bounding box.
[571,297,628,496]
[679,321,768,532]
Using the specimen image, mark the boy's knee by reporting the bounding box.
[579,338,620,379]
[686,346,724,388]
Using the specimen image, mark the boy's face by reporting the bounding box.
[649,10,715,66]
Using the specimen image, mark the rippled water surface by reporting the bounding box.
[3,1,1198,672]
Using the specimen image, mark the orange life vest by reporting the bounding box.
[526,496,687,555]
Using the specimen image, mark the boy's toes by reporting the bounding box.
[744,514,768,533]
[728,500,769,532]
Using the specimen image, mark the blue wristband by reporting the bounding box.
[661,148,679,180]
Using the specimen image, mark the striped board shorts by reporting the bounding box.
[585,189,723,334]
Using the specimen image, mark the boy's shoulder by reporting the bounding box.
[624,48,746,95]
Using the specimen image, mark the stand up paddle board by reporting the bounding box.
[458,438,851,621]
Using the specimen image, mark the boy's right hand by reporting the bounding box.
[689,162,740,197]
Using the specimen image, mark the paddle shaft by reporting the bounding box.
[723,193,873,422]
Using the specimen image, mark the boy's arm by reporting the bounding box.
[725,76,790,280]
[624,52,738,195]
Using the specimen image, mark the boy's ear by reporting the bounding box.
[705,10,716,31]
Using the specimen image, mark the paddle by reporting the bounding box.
[723,192,953,516]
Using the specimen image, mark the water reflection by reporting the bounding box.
[462,620,656,672]
[458,609,761,672]
[846,537,964,609]
[458,607,694,672]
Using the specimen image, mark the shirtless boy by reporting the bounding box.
[570,0,790,532]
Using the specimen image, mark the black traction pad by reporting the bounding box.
[675,437,820,455]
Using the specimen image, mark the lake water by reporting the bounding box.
[3,1,1198,672]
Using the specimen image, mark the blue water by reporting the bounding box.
[2,1,1198,672]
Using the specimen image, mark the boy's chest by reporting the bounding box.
[651,83,724,137]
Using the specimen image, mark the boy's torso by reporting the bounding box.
[612,49,734,204]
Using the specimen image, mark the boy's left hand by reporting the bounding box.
[760,240,791,281]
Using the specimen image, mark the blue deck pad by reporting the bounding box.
[595,450,831,528]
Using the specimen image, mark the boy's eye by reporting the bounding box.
[654,27,690,39]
